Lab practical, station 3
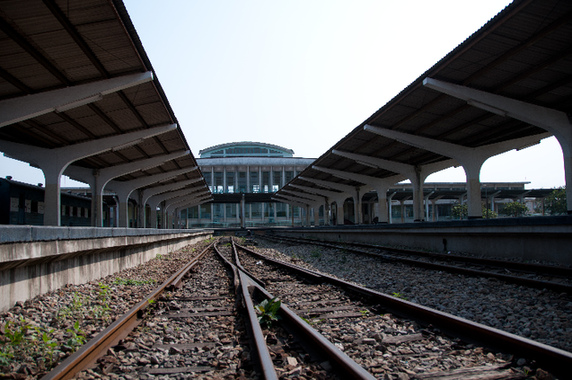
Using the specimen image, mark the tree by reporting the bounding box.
[499,201,528,217]
[482,206,497,219]
[544,187,567,215]
[451,204,467,219]
[452,204,497,219]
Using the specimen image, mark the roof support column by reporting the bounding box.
[323,199,331,226]
[425,191,435,221]
[0,123,176,226]
[488,190,501,213]
[430,195,443,222]
[64,149,188,227]
[313,204,320,226]
[387,192,396,224]
[330,195,348,225]
[108,166,196,228]
[364,125,549,219]
[424,77,571,213]
[331,150,457,222]
[139,178,202,228]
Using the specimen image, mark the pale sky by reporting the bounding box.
[0,0,565,189]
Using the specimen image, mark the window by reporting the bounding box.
[200,204,211,219]
[226,171,235,193]
[188,206,199,218]
[214,172,223,194]
[262,171,270,193]
[250,171,259,193]
[226,204,237,218]
[251,203,261,218]
[238,172,247,193]
[276,203,287,217]
[273,171,282,191]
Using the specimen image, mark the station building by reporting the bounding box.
[183,142,315,228]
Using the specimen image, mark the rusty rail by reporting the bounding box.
[235,241,572,377]
[42,240,216,380]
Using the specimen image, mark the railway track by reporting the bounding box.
[263,234,572,293]
[43,239,374,379]
[40,236,570,379]
[232,238,570,379]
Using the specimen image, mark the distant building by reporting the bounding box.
[185,142,315,227]
[0,177,94,226]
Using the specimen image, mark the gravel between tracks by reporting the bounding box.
[0,239,213,379]
[252,237,572,355]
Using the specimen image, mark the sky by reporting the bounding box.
[0,0,565,189]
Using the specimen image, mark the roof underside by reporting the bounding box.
[0,0,209,196]
[279,0,572,200]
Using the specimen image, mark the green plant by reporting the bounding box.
[1,318,63,368]
[499,201,529,217]
[545,187,567,215]
[0,346,13,366]
[57,292,86,319]
[359,309,369,317]
[392,292,408,300]
[38,328,58,365]
[451,204,468,219]
[113,278,157,286]
[65,320,86,349]
[310,248,322,259]
[156,253,164,260]
[482,206,497,219]
[255,298,282,327]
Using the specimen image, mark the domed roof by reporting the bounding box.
[199,142,294,158]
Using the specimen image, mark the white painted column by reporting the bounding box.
[423,77,569,213]
[387,192,396,224]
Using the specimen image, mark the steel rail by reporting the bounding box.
[212,242,278,380]
[231,240,376,380]
[289,235,572,277]
[266,235,572,293]
[42,240,217,380]
[235,241,572,377]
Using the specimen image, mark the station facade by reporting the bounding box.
[183,142,315,228]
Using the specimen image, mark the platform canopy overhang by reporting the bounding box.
[277,0,572,221]
[0,0,211,226]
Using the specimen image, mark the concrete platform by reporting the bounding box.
[0,226,213,312]
[252,216,572,266]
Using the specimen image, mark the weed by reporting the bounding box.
[113,278,157,286]
[65,320,86,350]
[302,317,324,326]
[156,253,164,260]
[255,298,282,327]
[360,309,370,317]
[1,317,66,368]
[310,248,322,259]
[57,292,86,319]
[392,292,408,300]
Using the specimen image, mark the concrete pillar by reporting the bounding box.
[387,192,396,224]
[423,77,568,213]
[0,123,178,226]
[424,191,434,221]
[365,125,548,220]
[240,194,246,228]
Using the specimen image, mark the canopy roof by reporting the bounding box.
[0,0,209,197]
[278,0,571,201]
